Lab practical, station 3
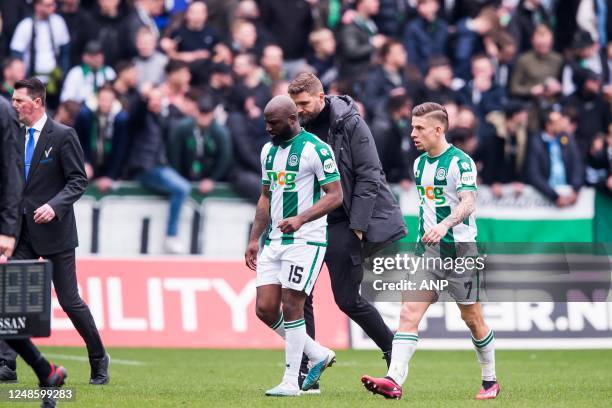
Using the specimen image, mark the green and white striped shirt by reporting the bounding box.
[414,145,477,246]
[261,129,340,245]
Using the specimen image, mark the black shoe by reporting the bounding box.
[298,371,320,394]
[382,350,392,368]
[40,363,67,408]
[0,360,17,383]
[89,353,110,385]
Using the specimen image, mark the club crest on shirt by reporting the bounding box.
[320,148,329,157]
[435,168,446,180]
[288,154,299,167]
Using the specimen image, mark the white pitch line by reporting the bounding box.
[45,353,146,366]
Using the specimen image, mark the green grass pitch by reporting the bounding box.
[2,347,611,407]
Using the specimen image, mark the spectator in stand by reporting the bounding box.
[161,1,219,64]
[562,30,609,96]
[58,0,95,66]
[370,91,417,190]
[61,40,116,104]
[453,6,499,81]
[234,0,274,44]
[307,28,338,90]
[260,44,286,85]
[526,109,584,207]
[126,86,192,254]
[134,26,168,88]
[509,24,563,101]
[337,0,386,87]
[373,0,407,37]
[484,30,517,90]
[113,60,140,113]
[161,59,192,119]
[230,19,261,56]
[88,0,129,67]
[231,53,271,115]
[414,56,458,105]
[586,126,612,194]
[259,0,314,73]
[203,62,234,110]
[458,54,506,120]
[54,99,81,127]
[74,85,129,193]
[0,1,29,60]
[167,93,233,195]
[403,0,448,75]
[10,0,71,93]
[508,0,554,53]
[562,68,611,160]
[125,0,164,58]
[362,39,413,119]
[0,58,26,100]
[485,101,529,197]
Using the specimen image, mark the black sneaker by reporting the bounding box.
[0,360,17,383]
[298,371,320,394]
[89,353,110,385]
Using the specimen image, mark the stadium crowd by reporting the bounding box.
[0,0,610,252]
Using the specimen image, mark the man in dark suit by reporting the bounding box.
[0,78,109,385]
[288,73,407,385]
[0,92,68,406]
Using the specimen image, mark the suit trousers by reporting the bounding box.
[0,218,105,363]
[304,220,393,355]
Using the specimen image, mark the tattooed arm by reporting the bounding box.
[442,191,476,229]
[422,191,476,244]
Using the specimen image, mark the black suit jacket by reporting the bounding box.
[526,132,584,202]
[16,117,88,255]
[0,96,21,237]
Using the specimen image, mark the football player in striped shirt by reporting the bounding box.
[245,95,343,396]
[361,102,500,400]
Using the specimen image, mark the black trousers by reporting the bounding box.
[304,220,393,356]
[0,220,105,365]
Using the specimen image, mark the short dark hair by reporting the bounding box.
[165,59,190,75]
[379,39,403,61]
[412,102,449,131]
[115,60,135,75]
[98,84,118,98]
[14,77,46,106]
[288,72,323,96]
[388,92,412,113]
[427,55,450,70]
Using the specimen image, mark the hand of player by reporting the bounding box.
[245,240,259,271]
[278,216,304,234]
[0,235,16,257]
[422,223,449,245]
[33,204,56,224]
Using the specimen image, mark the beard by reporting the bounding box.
[298,114,311,127]
[270,125,294,146]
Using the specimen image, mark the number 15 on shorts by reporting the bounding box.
[288,265,303,284]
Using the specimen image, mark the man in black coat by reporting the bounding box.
[289,73,407,380]
[0,78,109,385]
[0,91,69,406]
